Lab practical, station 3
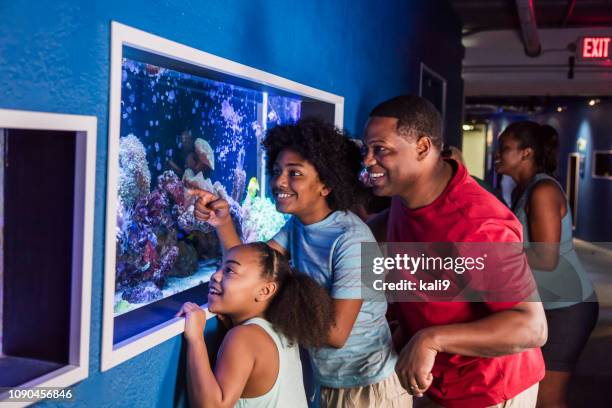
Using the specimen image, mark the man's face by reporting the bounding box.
[363,117,421,197]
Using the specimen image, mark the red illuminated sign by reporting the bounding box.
[582,37,611,59]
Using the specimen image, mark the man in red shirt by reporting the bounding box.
[363,95,547,408]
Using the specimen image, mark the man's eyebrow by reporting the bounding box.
[366,138,386,144]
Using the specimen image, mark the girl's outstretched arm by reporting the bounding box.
[177,303,255,408]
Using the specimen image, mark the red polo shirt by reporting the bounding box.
[387,159,544,408]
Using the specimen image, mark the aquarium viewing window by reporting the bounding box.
[102,22,344,371]
[0,109,95,405]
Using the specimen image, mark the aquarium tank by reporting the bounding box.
[114,47,335,317]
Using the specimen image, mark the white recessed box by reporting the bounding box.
[0,109,96,406]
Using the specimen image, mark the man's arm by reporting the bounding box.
[421,300,547,357]
[396,300,547,395]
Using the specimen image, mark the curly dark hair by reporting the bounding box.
[263,117,366,211]
[246,242,333,349]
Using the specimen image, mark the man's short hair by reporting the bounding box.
[369,95,443,149]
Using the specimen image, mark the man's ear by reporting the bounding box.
[415,136,433,160]
[256,281,278,302]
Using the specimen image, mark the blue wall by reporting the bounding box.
[0,1,463,406]
[480,103,611,242]
[535,102,612,242]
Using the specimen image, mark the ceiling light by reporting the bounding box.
[588,99,600,106]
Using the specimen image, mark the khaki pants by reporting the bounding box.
[413,382,539,408]
[321,372,412,408]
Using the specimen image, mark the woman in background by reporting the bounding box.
[496,121,599,408]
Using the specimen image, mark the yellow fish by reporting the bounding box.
[247,177,259,199]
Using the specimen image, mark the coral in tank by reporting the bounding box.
[231,147,247,204]
[169,241,199,278]
[116,171,190,298]
[114,164,246,314]
[118,134,151,208]
[240,178,288,242]
[194,138,215,171]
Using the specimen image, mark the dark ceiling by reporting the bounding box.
[451,0,612,34]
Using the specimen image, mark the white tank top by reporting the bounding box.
[234,318,308,408]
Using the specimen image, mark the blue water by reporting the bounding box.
[114,53,301,315]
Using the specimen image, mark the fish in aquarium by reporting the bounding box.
[114,56,297,315]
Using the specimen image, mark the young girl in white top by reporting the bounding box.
[177,242,333,408]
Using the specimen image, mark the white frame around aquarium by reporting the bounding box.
[0,109,96,407]
[566,152,581,230]
[102,21,345,371]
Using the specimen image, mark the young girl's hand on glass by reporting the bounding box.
[176,301,208,343]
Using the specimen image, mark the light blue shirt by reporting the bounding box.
[272,210,397,388]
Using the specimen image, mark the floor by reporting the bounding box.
[568,240,612,408]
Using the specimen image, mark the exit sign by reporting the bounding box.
[581,37,611,60]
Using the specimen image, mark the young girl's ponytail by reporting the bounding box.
[247,242,334,349]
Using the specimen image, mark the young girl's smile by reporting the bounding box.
[271,149,331,224]
[207,246,276,322]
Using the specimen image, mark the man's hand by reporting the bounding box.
[186,188,231,228]
[395,329,439,397]
[176,302,208,343]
